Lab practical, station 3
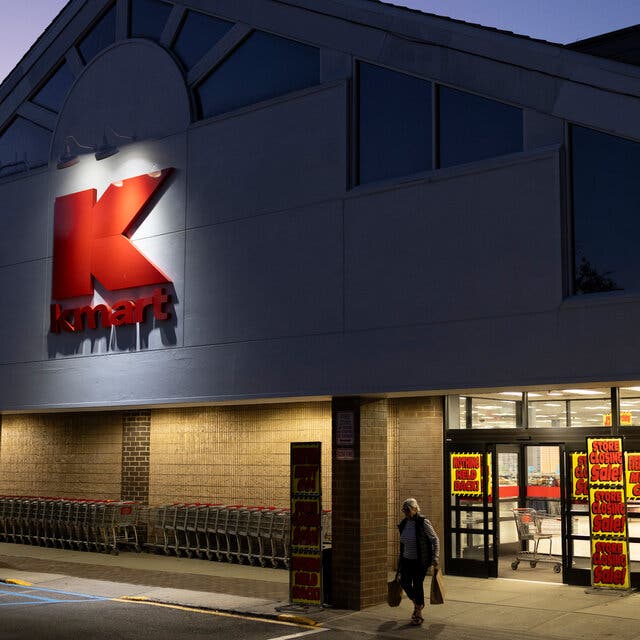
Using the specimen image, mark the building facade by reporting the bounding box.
[1,0,640,608]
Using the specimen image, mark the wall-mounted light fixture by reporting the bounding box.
[94,128,136,162]
[56,136,95,170]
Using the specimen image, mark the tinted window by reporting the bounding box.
[78,5,116,64]
[0,117,51,176]
[173,10,234,70]
[196,31,319,119]
[572,125,640,293]
[358,62,432,185]
[130,0,172,41]
[438,86,522,168]
[31,63,74,113]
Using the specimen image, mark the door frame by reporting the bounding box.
[445,438,569,581]
[445,442,498,578]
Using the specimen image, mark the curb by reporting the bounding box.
[117,596,318,627]
[0,578,33,586]
[275,613,319,626]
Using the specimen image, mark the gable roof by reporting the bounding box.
[568,24,640,66]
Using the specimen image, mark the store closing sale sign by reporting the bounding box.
[587,438,630,589]
[625,452,640,499]
[290,442,322,605]
[571,452,588,502]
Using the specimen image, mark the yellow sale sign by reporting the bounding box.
[451,453,482,496]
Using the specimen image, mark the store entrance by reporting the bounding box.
[446,442,565,583]
[496,444,563,582]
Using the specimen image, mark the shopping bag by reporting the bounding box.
[430,568,445,605]
[387,577,402,607]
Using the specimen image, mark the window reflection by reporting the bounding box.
[438,86,523,168]
[130,0,173,41]
[173,10,234,70]
[357,62,432,185]
[619,387,640,426]
[78,5,116,64]
[196,31,319,119]
[31,63,74,113]
[571,125,640,294]
[0,117,51,176]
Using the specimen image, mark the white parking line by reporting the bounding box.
[269,629,327,640]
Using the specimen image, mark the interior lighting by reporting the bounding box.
[562,389,603,396]
[623,387,640,392]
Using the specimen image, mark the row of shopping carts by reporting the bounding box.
[0,497,332,569]
[147,504,331,569]
[0,496,141,555]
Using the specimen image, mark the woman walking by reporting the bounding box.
[397,497,440,625]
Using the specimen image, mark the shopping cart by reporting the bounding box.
[511,507,561,573]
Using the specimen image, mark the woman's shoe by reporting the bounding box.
[410,605,424,625]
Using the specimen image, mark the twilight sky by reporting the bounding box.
[1,0,640,83]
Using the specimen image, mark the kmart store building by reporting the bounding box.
[3,0,640,608]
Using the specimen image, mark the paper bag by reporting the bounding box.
[430,568,445,605]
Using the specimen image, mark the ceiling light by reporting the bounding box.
[562,389,603,396]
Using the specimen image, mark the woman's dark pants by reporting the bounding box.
[399,557,427,607]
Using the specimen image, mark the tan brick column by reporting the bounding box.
[121,410,151,504]
[331,397,388,610]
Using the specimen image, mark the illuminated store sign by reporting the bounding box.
[586,438,630,589]
[50,170,173,333]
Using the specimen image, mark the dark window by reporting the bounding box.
[78,5,117,64]
[571,125,640,294]
[31,63,74,113]
[357,62,432,185]
[438,86,522,168]
[173,10,234,70]
[196,31,320,119]
[130,0,173,41]
[0,117,51,176]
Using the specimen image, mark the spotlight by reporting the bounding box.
[94,128,136,162]
[56,136,95,170]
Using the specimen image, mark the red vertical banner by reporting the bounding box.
[571,452,589,502]
[586,437,630,590]
[290,442,322,605]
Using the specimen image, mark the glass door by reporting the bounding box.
[496,445,520,558]
[445,444,497,578]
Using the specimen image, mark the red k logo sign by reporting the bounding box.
[52,169,173,299]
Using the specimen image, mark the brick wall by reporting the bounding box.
[149,401,331,507]
[359,398,388,608]
[387,397,444,570]
[331,397,388,609]
[0,412,122,499]
[121,410,151,503]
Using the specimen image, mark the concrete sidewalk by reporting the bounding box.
[1,543,640,639]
